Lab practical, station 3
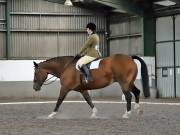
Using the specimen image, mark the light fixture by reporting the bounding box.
[64,0,73,6]
[154,0,176,6]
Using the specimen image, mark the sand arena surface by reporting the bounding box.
[0,99,180,135]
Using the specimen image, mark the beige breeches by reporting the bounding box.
[77,55,96,68]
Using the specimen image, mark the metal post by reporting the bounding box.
[173,15,176,98]
[106,14,110,56]
[154,18,158,90]
[5,0,10,59]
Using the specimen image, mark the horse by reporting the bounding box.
[33,54,150,119]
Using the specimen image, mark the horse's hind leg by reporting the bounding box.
[122,90,132,118]
[131,85,140,108]
[80,90,98,118]
[131,85,143,115]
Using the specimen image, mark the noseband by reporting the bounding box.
[35,71,58,86]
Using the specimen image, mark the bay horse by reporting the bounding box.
[33,54,150,119]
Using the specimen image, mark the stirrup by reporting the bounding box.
[83,77,92,84]
[83,76,92,83]
[84,78,88,83]
[87,75,93,81]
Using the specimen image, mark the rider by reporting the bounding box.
[76,22,101,83]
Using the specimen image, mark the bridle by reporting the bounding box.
[34,68,58,86]
[36,56,77,86]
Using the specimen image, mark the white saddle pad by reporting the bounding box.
[76,59,102,71]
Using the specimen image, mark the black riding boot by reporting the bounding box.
[81,65,93,83]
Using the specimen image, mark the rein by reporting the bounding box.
[61,57,77,74]
[43,75,58,85]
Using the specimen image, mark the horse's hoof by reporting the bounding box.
[91,107,98,118]
[91,114,97,119]
[134,103,140,110]
[48,112,57,119]
[137,109,143,115]
[122,111,131,119]
[121,94,126,101]
[92,107,98,113]
[122,114,129,119]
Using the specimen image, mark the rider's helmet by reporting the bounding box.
[86,22,96,31]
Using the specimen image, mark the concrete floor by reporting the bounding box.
[0,99,180,135]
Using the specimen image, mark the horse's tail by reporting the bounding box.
[132,55,150,98]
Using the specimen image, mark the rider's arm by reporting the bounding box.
[79,36,94,54]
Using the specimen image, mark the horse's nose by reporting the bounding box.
[33,83,41,91]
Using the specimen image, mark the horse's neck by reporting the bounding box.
[41,57,74,77]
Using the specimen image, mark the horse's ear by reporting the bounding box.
[33,61,38,68]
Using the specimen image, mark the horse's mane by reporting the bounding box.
[46,56,73,63]
[39,56,74,67]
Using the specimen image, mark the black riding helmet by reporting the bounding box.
[86,22,96,31]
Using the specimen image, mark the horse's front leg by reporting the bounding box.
[80,90,98,118]
[48,87,68,119]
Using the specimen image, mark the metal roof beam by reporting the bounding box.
[45,0,64,4]
[93,0,143,15]
[168,0,180,4]
[44,0,146,15]
[153,0,180,5]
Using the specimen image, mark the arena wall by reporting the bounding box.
[0,57,155,99]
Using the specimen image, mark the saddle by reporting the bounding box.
[75,58,102,71]
[75,56,102,83]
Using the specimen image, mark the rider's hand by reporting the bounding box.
[74,54,81,59]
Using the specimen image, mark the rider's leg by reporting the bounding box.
[77,55,96,82]
[81,65,93,81]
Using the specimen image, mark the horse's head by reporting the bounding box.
[33,61,48,91]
